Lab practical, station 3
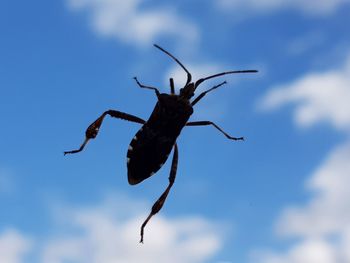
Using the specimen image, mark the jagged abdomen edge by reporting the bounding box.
[127,125,175,185]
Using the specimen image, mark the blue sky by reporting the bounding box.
[0,0,350,262]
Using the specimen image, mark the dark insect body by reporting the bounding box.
[64,44,258,243]
[127,93,193,185]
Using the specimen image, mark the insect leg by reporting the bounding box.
[170,78,175,95]
[133,77,160,97]
[140,143,178,243]
[191,81,227,106]
[186,121,244,141]
[64,110,145,155]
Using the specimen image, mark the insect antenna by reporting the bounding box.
[154,44,192,86]
[194,70,258,89]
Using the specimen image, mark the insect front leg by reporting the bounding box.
[140,143,178,243]
[186,121,244,141]
[64,110,145,155]
[191,81,226,106]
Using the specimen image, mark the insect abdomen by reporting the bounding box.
[127,125,175,185]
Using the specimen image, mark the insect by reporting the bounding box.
[64,44,257,243]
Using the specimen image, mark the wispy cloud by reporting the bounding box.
[41,195,223,263]
[276,142,350,238]
[259,53,350,131]
[253,52,350,262]
[67,0,199,47]
[251,238,339,263]
[217,0,350,16]
[251,141,350,263]
[0,229,32,263]
[0,194,224,263]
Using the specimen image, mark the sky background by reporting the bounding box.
[0,0,350,262]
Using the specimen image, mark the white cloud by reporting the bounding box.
[0,229,33,263]
[67,0,199,47]
[253,52,350,262]
[250,142,350,263]
[0,195,224,263]
[259,53,350,131]
[217,0,350,16]
[41,194,224,263]
[251,238,338,263]
[276,142,350,238]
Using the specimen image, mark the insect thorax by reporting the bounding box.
[147,94,193,136]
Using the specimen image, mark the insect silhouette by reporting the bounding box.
[64,44,258,243]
